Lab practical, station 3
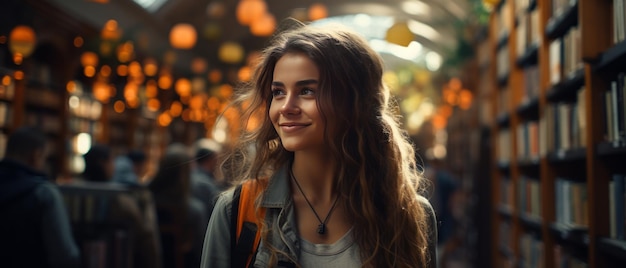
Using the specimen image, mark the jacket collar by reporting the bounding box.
[260,164,291,208]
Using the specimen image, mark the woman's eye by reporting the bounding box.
[301,88,315,95]
[271,89,284,97]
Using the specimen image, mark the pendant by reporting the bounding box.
[317,223,326,234]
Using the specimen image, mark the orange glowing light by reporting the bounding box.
[114,100,125,113]
[209,69,222,84]
[238,66,251,82]
[158,74,173,89]
[13,71,24,80]
[236,0,267,26]
[146,80,158,98]
[308,3,328,21]
[250,12,276,37]
[84,66,96,77]
[9,25,36,57]
[170,23,197,49]
[117,65,128,76]
[175,78,192,97]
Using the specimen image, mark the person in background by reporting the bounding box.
[0,126,80,268]
[191,146,221,217]
[82,144,162,268]
[112,149,148,187]
[149,144,207,268]
[201,22,437,267]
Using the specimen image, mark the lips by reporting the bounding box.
[279,122,308,127]
[279,122,309,132]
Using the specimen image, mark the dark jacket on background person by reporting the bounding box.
[191,168,220,217]
[0,159,80,268]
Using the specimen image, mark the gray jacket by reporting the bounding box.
[200,165,438,267]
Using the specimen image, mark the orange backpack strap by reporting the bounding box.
[230,179,268,268]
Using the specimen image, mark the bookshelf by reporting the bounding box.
[478,0,626,267]
[0,68,15,158]
[59,181,136,268]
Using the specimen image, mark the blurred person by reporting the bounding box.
[112,149,148,187]
[191,147,221,217]
[150,144,207,268]
[201,22,437,267]
[82,144,162,268]
[0,126,80,268]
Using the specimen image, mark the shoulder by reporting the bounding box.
[213,187,237,217]
[32,180,63,201]
[416,195,435,214]
[416,195,436,227]
[416,194,438,266]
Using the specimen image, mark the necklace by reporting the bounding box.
[290,168,339,235]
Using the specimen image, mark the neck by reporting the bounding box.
[291,153,335,203]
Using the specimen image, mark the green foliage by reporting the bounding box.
[440,0,491,74]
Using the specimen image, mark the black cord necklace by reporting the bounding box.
[290,168,339,235]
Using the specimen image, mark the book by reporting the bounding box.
[613,174,625,239]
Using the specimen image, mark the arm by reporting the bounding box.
[200,190,234,268]
[38,183,81,268]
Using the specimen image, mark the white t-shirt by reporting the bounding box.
[299,227,361,267]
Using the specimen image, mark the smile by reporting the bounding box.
[279,123,309,133]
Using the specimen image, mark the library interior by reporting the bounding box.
[1,0,625,267]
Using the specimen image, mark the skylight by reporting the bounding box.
[133,0,168,12]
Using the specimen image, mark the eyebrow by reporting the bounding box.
[271,79,319,87]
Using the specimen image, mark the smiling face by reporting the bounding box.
[269,52,326,153]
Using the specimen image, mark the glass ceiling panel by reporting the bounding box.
[133,0,168,12]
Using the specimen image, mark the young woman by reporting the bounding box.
[201,22,437,268]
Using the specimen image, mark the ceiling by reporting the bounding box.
[36,0,477,76]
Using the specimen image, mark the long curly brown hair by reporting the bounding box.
[222,21,432,267]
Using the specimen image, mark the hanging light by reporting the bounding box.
[175,78,192,97]
[218,42,244,64]
[191,57,208,74]
[250,12,276,37]
[308,3,328,21]
[116,41,134,63]
[208,69,223,84]
[101,19,122,41]
[143,58,158,77]
[9,25,36,57]
[385,22,414,47]
[206,2,226,19]
[238,66,251,82]
[170,23,197,49]
[236,0,267,26]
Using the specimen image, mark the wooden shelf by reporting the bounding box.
[497,32,509,50]
[546,148,586,164]
[498,205,514,218]
[496,113,510,128]
[546,68,585,102]
[518,158,540,176]
[545,0,579,39]
[497,72,509,87]
[520,214,543,232]
[592,40,626,74]
[596,141,626,157]
[516,96,540,120]
[598,237,626,262]
[497,161,511,173]
[516,43,539,67]
[549,222,589,248]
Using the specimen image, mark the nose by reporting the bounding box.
[279,93,300,115]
